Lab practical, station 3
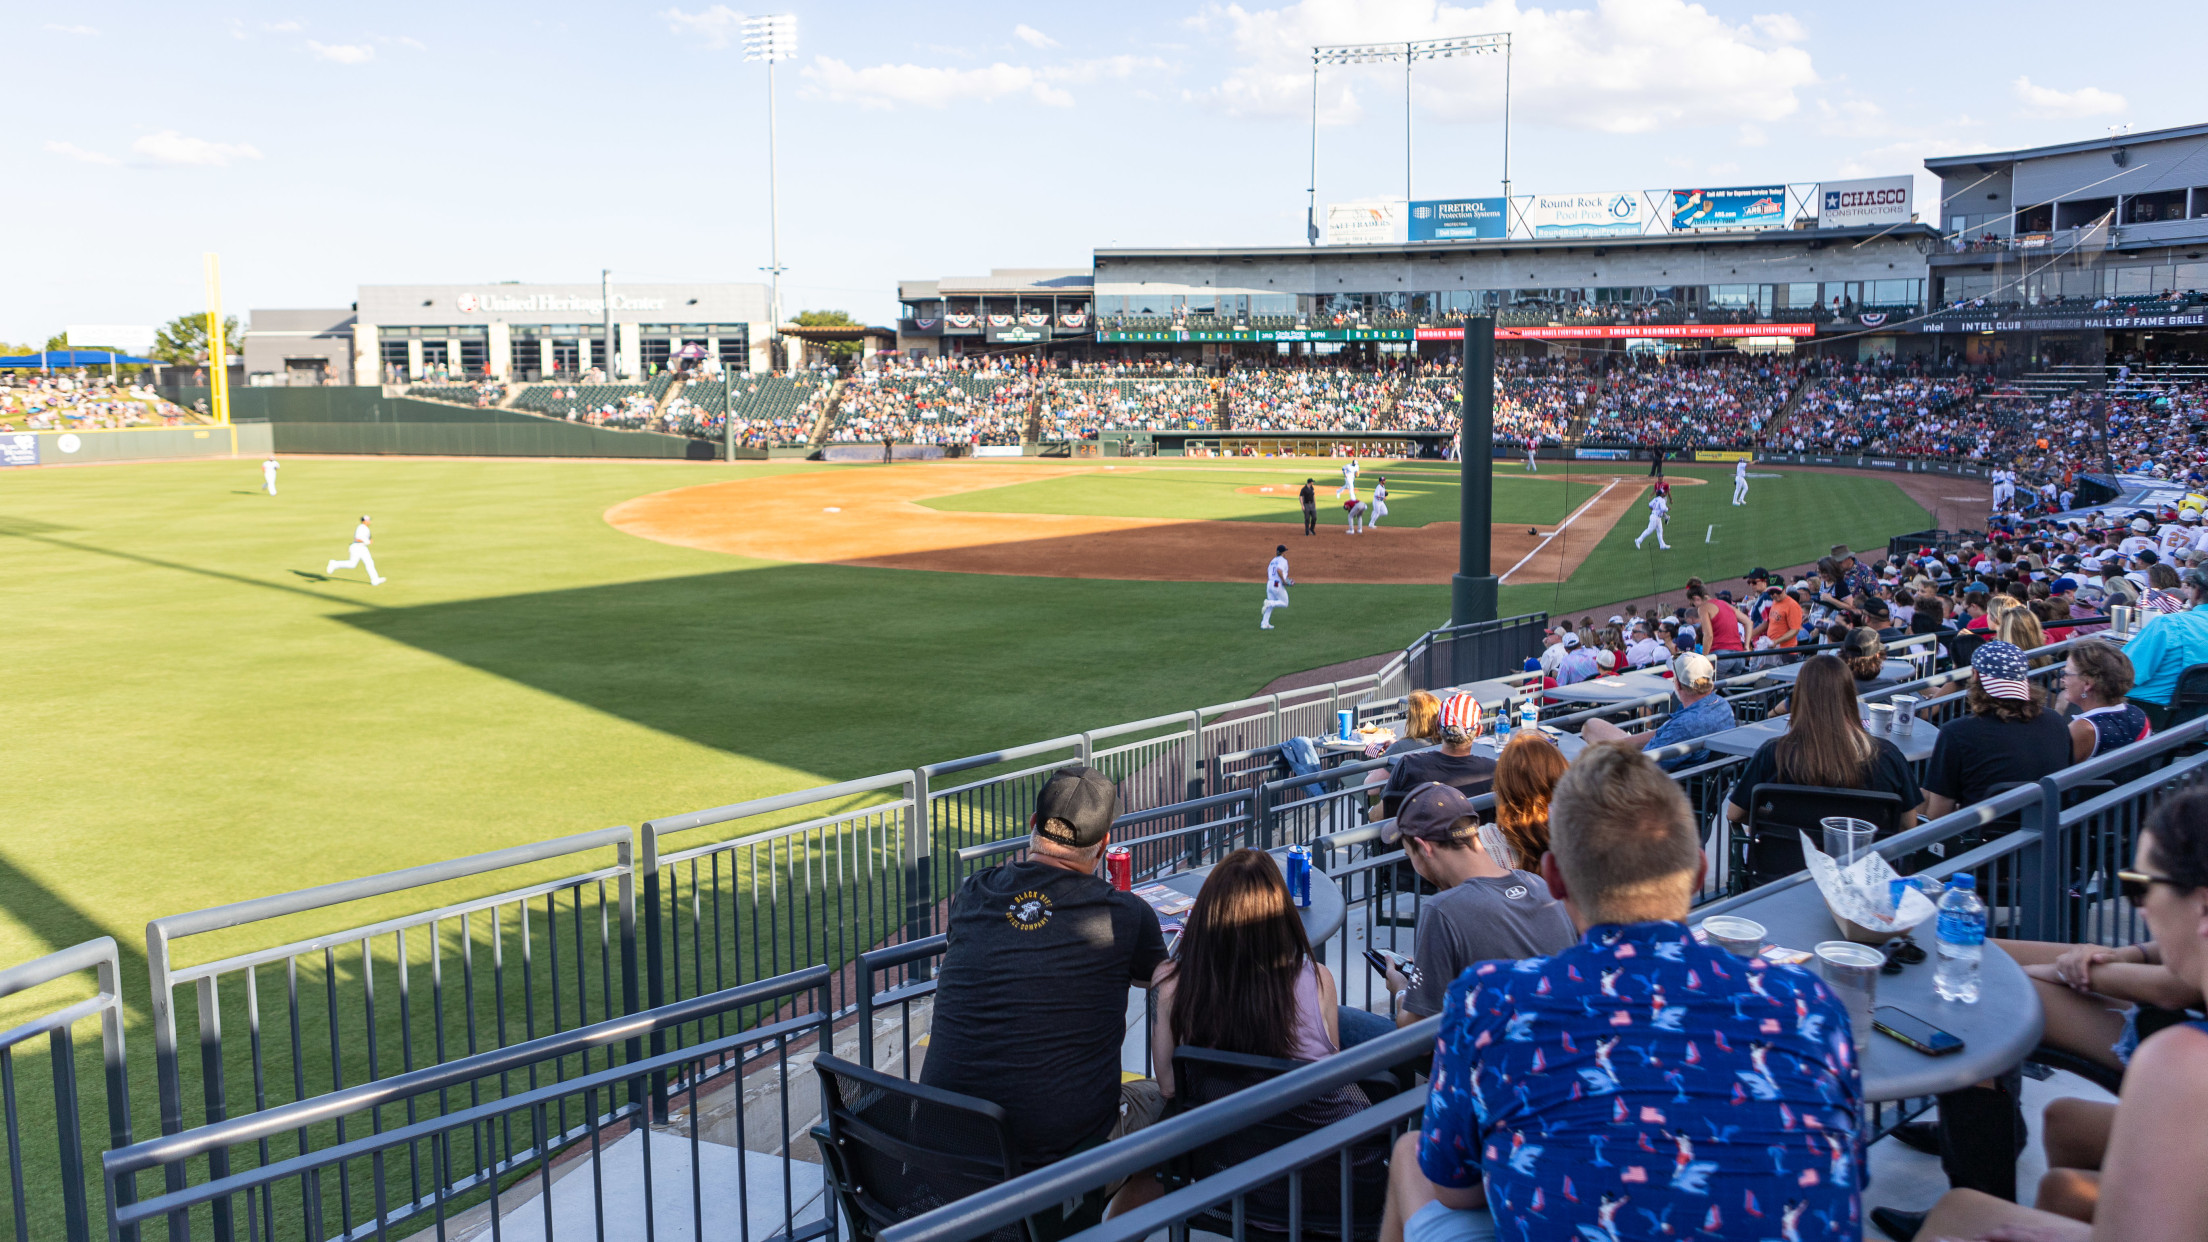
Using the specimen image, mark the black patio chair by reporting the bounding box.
[813,1055,1107,1242]
[1737,784,1908,889]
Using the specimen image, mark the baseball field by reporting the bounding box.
[2,453,1941,973]
[0,450,1945,1227]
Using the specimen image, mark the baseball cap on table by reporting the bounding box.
[1970,641,2034,702]
[1381,781,1481,846]
[1031,764,1119,848]
[1437,693,1481,740]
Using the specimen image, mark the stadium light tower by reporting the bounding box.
[744,13,797,371]
[1308,33,1511,245]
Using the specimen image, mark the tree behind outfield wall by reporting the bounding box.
[154,312,242,366]
[794,309,861,359]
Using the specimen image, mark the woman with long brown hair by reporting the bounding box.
[1490,732,1568,868]
[1150,849,1350,1094]
[1725,654,1922,882]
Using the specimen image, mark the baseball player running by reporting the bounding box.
[325,515,386,585]
[1335,457,1359,500]
[1261,544,1295,629]
[1633,491,1672,550]
[1732,457,1749,506]
[262,456,280,495]
[1368,475,1389,528]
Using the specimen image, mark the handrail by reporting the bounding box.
[876,1019,1440,1242]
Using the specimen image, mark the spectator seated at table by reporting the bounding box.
[1725,654,1923,857]
[1922,641,2075,820]
[2120,567,2208,729]
[1901,789,2208,1242]
[2056,640,2150,762]
[1150,847,1393,1082]
[917,765,1168,1186]
[1580,652,1738,770]
[1841,626,1906,695]
[1375,782,1574,1032]
[1378,694,1497,818]
[1378,743,1863,1242]
[1489,732,1567,867]
[1552,632,1599,685]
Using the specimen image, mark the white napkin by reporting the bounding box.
[1799,831,1937,933]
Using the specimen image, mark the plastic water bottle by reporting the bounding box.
[1520,697,1539,734]
[1493,697,1514,742]
[1933,873,1987,1003]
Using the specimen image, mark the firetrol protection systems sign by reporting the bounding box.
[1409,198,1508,241]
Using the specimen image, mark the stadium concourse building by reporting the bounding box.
[260,282,775,386]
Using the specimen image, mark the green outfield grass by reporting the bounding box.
[920,464,1604,527]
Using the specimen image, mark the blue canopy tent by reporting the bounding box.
[0,350,160,368]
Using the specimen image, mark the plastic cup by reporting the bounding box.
[1822,817,1878,868]
[1891,695,1920,739]
[1701,915,1766,957]
[1815,940,1884,1048]
[1867,703,1894,736]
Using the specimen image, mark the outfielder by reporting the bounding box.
[1260,544,1294,629]
[1732,457,1749,506]
[1368,475,1389,528]
[325,515,386,585]
[1633,491,1672,550]
[262,456,280,496]
[1335,457,1359,500]
[1524,435,1538,473]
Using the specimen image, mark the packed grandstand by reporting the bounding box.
[0,375,203,431]
[394,352,2206,503]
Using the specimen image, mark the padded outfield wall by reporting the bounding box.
[162,387,714,459]
[0,422,274,466]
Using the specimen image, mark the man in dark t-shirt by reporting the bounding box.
[1923,641,2074,816]
[1299,478,1318,536]
[920,765,1167,1170]
[1379,692,1496,818]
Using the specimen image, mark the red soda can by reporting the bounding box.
[1106,846,1133,891]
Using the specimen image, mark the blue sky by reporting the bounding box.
[7,0,2197,344]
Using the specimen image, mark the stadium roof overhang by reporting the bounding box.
[778,324,897,346]
[1924,121,2208,170]
[1094,223,1940,264]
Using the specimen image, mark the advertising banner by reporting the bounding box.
[1409,197,1508,241]
[1818,176,1912,228]
[0,433,37,466]
[1415,323,1817,341]
[1521,192,1642,238]
[1575,448,1633,460]
[1695,450,1756,463]
[1670,186,1788,231]
[1325,200,1409,245]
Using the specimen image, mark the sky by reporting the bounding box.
[6,0,2199,344]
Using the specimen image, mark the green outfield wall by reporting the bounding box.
[159,388,712,458]
[2,422,273,466]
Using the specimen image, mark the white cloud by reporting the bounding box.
[1193,0,1818,134]
[132,131,264,167]
[265,20,303,32]
[805,58,1075,109]
[45,23,98,35]
[1014,24,1059,49]
[308,41,375,63]
[2012,76,2125,119]
[662,5,744,49]
[44,141,119,165]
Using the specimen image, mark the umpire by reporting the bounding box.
[1300,478,1317,535]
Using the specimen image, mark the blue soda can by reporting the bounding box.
[1336,709,1354,741]
[1285,846,1313,908]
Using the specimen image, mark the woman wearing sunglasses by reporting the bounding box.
[1907,789,2208,1241]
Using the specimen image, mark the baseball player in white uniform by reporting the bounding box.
[1732,458,1750,506]
[325,515,386,585]
[1261,544,1294,629]
[1335,458,1359,500]
[1368,476,1389,528]
[261,456,280,495]
[1633,491,1672,550]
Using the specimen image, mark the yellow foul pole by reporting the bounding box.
[203,252,230,426]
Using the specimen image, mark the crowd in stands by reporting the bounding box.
[903,485,2208,1240]
[1576,355,1799,447]
[1772,363,1983,456]
[408,380,506,407]
[0,374,197,430]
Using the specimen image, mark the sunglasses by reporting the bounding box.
[2118,869,2184,904]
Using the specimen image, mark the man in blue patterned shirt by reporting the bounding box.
[1380,743,1861,1242]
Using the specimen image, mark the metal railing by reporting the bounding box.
[106,965,835,1242]
[878,716,2208,1242]
[0,938,134,1242]
[1381,613,1548,698]
[143,828,639,1236]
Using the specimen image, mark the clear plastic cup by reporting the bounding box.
[1867,703,1894,736]
[1701,915,1766,957]
[1815,940,1883,1048]
[1822,817,1878,868]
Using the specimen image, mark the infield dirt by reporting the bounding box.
[606,461,1679,585]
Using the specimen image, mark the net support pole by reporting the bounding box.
[1452,317,1498,683]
